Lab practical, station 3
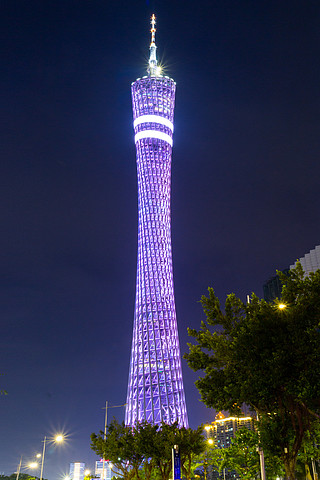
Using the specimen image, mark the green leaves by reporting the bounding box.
[90,420,205,480]
[185,264,320,479]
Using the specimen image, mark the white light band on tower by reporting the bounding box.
[134,115,174,133]
[134,130,173,146]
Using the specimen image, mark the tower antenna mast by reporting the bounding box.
[148,14,159,76]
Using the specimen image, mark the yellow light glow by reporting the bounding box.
[84,471,90,476]
[214,416,253,423]
[28,463,38,469]
[208,438,214,445]
[278,303,287,310]
[55,434,64,442]
[204,425,212,431]
[36,453,41,458]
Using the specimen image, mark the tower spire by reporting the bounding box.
[148,14,160,76]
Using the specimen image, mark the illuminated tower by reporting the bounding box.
[125,15,188,427]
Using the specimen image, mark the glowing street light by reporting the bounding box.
[39,434,65,480]
[278,303,287,310]
[203,426,214,480]
[28,463,39,469]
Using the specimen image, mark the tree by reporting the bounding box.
[292,420,320,480]
[185,264,320,480]
[90,420,205,480]
[218,428,260,479]
[91,419,146,480]
[211,427,283,480]
[174,425,205,480]
[0,476,47,480]
[1,373,7,395]
[191,438,219,480]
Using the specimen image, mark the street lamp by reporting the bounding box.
[101,400,126,480]
[39,434,65,480]
[278,303,287,310]
[203,427,213,480]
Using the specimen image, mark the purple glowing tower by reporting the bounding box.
[125,15,188,428]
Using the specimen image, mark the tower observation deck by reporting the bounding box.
[125,15,188,428]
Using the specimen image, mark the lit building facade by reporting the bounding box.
[205,413,255,480]
[125,15,188,428]
[206,412,255,449]
[69,463,85,480]
[95,460,113,480]
[214,412,254,448]
[290,244,320,275]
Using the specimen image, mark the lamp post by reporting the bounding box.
[204,426,214,480]
[39,434,64,480]
[255,414,266,480]
[101,401,126,480]
[16,456,22,480]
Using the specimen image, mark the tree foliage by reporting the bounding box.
[0,476,46,480]
[209,427,283,480]
[90,419,205,480]
[185,264,320,479]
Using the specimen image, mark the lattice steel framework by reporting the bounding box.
[125,15,188,428]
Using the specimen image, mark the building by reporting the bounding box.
[205,413,255,480]
[125,15,188,428]
[207,412,255,449]
[289,244,320,275]
[69,463,85,480]
[263,245,320,301]
[263,269,289,302]
[95,460,113,480]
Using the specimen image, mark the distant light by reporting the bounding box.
[204,425,211,431]
[278,303,287,310]
[36,453,42,458]
[134,130,173,146]
[28,463,38,469]
[84,470,90,476]
[55,434,64,442]
[208,438,214,445]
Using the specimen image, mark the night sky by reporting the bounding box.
[2,0,320,478]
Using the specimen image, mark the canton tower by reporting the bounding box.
[125,15,188,428]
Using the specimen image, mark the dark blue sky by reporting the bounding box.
[1,0,320,478]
